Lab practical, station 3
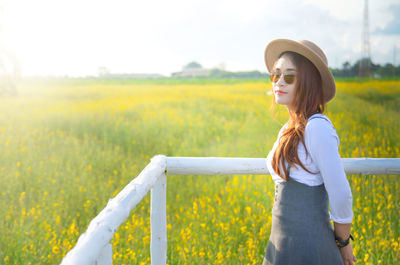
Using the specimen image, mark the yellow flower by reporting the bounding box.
[52,245,60,255]
[364,253,369,262]
[245,206,252,215]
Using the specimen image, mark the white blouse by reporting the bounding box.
[266,113,353,224]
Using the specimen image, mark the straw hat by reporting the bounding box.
[264,39,336,103]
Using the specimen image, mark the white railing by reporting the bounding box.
[60,155,167,265]
[60,156,400,265]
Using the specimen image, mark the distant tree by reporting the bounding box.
[208,69,267,78]
[183,61,203,70]
[351,58,380,77]
[342,61,350,77]
[376,63,396,77]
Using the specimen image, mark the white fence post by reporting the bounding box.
[151,171,167,265]
[60,155,166,265]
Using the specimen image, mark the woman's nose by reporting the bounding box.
[276,75,285,86]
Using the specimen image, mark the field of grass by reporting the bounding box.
[0,78,399,264]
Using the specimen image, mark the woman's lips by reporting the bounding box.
[275,90,287,95]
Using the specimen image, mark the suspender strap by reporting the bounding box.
[308,115,330,123]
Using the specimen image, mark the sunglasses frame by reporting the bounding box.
[269,71,296,84]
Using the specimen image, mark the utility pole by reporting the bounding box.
[359,0,371,77]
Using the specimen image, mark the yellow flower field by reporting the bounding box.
[0,79,399,264]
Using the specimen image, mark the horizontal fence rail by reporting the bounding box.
[166,157,400,175]
[61,156,400,265]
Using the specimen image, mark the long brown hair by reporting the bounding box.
[271,51,327,181]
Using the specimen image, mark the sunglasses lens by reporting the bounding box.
[270,72,296,84]
[284,74,295,84]
[270,74,280,83]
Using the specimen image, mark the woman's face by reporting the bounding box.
[271,54,297,110]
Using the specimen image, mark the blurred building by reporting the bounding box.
[171,61,212,77]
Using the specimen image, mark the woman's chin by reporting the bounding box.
[275,101,289,107]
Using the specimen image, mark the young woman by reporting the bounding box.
[262,39,357,265]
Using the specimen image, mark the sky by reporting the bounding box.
[0,0,399,77]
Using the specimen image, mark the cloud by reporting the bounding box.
[373,4,400,35]
[152,0,352,71]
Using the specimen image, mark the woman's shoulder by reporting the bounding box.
[307,113,332,122]
[306,113,334,130]
[305,113,336,134]
[305,113,339,144]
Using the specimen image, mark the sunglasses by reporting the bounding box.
[269,72,296,84]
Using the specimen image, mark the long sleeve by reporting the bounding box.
[305,119,353,224]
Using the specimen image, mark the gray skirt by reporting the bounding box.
[263,176,344,265]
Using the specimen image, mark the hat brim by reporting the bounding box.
[264,39,336,103]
